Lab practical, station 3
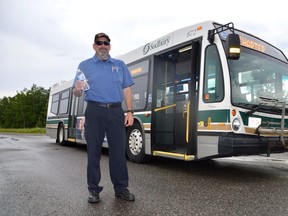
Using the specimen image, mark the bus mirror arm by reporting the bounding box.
[208,29,215,44]
[207,22,241,60]
[207,22,235,43]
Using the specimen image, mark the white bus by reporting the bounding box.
[46,21,288,163]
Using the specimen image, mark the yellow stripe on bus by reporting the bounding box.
[153,151,195,161]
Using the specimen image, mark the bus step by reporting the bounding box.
[153,151,195,161]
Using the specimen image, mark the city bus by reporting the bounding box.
[46,20,288,163]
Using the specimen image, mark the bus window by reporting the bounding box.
[58,90,70,115]
[282,75,288,98]
[51,93,59,114]
[203,44,224,102]
[229,48,288,106]
[128,60,150,110]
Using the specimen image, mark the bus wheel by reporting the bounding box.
[126,123,149,163]
[57,123,66,146]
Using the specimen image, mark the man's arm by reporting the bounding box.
[123,86,134,126]
[124,86,133,110]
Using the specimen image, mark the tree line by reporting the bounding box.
[0,84,50,128]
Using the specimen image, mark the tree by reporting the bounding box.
[0,85,49,128]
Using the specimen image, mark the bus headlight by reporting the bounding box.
[232,118,241,131]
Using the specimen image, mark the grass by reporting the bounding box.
[0,128,46,134]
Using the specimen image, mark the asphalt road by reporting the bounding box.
[0,133,288,216]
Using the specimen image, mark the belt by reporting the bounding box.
[88,101,122,108]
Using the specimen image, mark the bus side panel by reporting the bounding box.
[144,133,152,155]
[46,118,59,139]
[197,135,219,159]
[46,126,57,139]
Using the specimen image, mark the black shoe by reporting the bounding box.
[115,189,135,201]
[88,191,100,203]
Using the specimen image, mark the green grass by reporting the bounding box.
[0,128,46,134]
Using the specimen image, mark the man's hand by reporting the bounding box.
[124,112,134,127]
[73,80,84,97]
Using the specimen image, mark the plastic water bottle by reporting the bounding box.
[76,69,90,91]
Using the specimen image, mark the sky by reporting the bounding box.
[0,0,287,98]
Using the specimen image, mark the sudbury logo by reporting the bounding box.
[142,37,170,55]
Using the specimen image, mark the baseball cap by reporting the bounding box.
[94,33,110,42]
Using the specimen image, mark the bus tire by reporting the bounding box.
[57,123,67,146]
[126,123,149,163]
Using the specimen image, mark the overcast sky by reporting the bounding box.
[0,0,287,98]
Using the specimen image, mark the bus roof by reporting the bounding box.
[50,79,74,94]
[117,20,215,64]
[117,20,288,64]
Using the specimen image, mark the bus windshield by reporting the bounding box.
[229,47,288,112]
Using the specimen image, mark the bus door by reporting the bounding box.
[67,89,86,142]
[152,41,200,157]
[67,92,79,141]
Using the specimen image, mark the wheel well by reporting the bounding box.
[126,117,151,163]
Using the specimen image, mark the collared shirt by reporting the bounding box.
[73,54,134,103]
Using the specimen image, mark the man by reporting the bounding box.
[73,32,135,203]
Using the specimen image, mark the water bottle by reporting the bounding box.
[76,69,90,91]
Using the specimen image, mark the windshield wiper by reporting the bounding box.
[246,97,283,115]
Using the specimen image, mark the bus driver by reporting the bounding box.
[73,32,135,203]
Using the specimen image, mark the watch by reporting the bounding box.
[126,110,134,114]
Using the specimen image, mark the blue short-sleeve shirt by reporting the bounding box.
[73,55,134,103]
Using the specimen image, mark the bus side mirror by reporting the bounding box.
[227,34,241,60]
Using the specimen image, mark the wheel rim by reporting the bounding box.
[128,129,143,155]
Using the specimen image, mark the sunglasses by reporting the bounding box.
[95,41,110,46]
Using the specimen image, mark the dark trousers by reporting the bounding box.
[84,103,128,193]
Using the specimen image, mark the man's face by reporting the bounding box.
[93,37,111,60]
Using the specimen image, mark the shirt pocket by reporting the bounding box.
[112,66,123,83]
